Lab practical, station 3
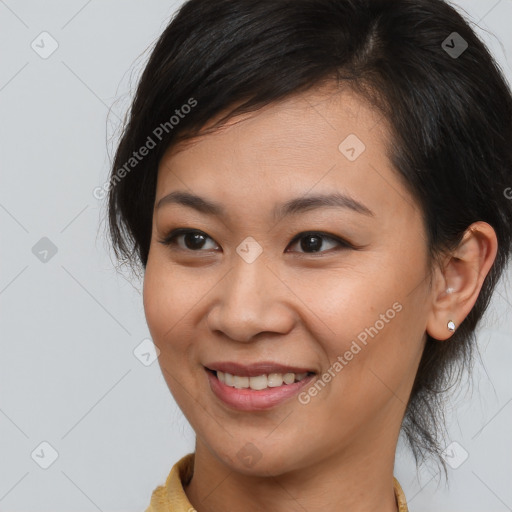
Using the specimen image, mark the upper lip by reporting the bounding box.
[205,361,315,377]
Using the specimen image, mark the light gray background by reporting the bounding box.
[0,1,511,511]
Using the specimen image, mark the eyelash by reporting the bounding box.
[157,228,354,255]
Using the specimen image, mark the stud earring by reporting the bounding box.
[446,287,455,294]
[447,320,456,332]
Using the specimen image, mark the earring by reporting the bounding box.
[446,287,455,294]
[447,320,456,332]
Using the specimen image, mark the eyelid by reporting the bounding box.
[286,231,354,253]
[158,228,220,251]
[158,228,356,253]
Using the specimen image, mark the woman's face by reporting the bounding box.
[144,86,432,475]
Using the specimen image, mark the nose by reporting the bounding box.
[206,253,296,343]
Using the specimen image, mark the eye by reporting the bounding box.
[158,229,353,254]
[158,229,219,251]
[286,231,352,255]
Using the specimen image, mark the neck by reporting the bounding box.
[185,433,399,512]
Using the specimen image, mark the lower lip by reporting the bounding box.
[206,369,315,411]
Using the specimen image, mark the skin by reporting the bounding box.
[143,84,497,512]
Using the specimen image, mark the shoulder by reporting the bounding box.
[145,453,195,512]
[393,477,409,512]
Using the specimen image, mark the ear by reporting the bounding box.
[426,221,498,341]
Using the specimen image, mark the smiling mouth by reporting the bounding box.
[206,368,315,391]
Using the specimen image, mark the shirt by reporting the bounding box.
[145,453,409,512]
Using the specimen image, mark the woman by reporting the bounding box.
[106,0,512,510]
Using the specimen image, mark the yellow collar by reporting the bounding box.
[145,453,408,512]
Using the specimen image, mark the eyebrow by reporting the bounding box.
[155,190,375,219]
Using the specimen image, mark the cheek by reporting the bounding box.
[301,259,421,392]
[290,263,401,342]
[142,258,201,405]
[143,253,187,326]
[142,254,214,364]
[143,256,187,352]
[143,262,168,343]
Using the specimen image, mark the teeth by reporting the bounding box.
[267,373,283,387]
[233,375,249,388]
[216,371,310,389]
[249,375,267,390]
[283,373,295,385]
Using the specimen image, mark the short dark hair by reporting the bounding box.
[106,0,512,475]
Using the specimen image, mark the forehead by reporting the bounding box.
[155,86,417,221]
[163,85,382,161]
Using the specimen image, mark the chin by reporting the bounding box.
[210,440,308,478]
